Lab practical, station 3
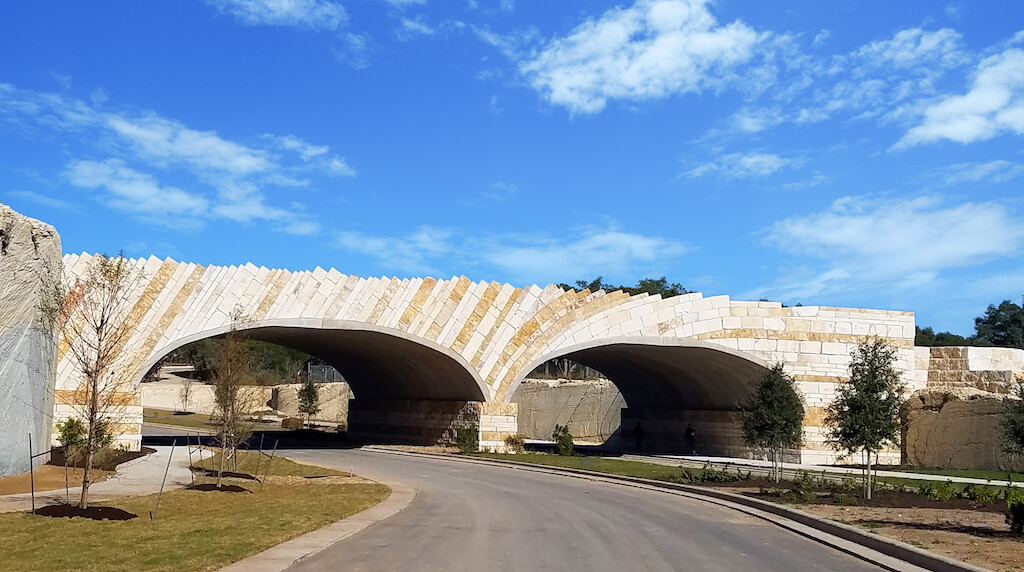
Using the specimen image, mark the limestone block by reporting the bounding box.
[0,202,62,477]
[512,379,624,443]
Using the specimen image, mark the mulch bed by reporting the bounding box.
[743,488,1006,513]
[186,483,250,493]
[33,503,138,521]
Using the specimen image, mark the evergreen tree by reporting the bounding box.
[741,364,805,483]
[824,338,905,499]
[1000,376,1024,457]
[297,376,321,428]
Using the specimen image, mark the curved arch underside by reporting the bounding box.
[561,344,768,410]
[242,326,487,402]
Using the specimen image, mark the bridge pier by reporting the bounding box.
[347,400,518,452]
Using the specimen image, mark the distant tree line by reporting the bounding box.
[916,297,1024,349]
[163,338,310,385]
[559,276,691,298]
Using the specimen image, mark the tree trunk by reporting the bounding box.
[79,447,94,509]
[866,450,873,500]
[217,427,227,487]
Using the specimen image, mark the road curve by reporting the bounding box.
[284,449,885,572]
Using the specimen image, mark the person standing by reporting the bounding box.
[633,420,646,453]
[684,423,697,455]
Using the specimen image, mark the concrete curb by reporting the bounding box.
[365,447,992,572]
[218,480,416,572]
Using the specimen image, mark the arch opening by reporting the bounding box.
[508,339,770,456]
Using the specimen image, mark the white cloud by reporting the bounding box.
[399,16,435,38]
[204,0,347,31]
[284,221,323,235]
[518,0,767,114]
[336,226,455,275]
[896,48,1024,148]
[937,160,1024,185]
[0,84,346,233]
[849,27,965,71]
[812,29,830,49]
[383,0,427,6]
[333,223,688,283]
[686,152,796,179]
[333,32,375,69]
[5,191,73,210]
[66,159,209,220]
[758,195,1024,299]
[459,180,518,206]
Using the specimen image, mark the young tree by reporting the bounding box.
[209,309,258,485]
[824,338,906,499]
[177,377,195,414]
[740,364,805,483]
[41,252,140,509]
[297,376,321,428]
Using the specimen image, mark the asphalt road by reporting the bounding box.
[283,449,885,572]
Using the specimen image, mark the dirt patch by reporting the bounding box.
[186,483,250,493]
[191,467,258,481]
[0,465,116,495]
[33,503,138,521]
[800,504,1024,571]
[739,487,1005,513]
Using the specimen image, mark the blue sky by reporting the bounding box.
[2,0,1023,335]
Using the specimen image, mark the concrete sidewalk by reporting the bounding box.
[0,445,194,512]
[628,454,1022,488]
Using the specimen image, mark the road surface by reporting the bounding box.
[283,449,886,572]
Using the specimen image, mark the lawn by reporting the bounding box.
[194,450,342,478]
[143,408,286,432]
[473,452,690,480]
[0,452,388,572]
[881,466,1024,483]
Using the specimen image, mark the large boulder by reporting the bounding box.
[512,379,625,443]
[0,202,62,477]
[903,387,1024,471]
[270,382,351,429]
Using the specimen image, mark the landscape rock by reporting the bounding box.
[0,202,62,477]
[512,379,624,443]
[270,382,351,429]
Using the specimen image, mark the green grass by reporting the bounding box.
[143,408,286,432]
[0,474,388,572]
[194,450,342,478]
[473,452,692,480]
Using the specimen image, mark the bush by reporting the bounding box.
[963,484,1001,504]
[503,434,525,454]
[924,480,956,501]
[833,493,860,506]
[1007,487,1024,533]
[455,424,479,453]
[552,424,574,456]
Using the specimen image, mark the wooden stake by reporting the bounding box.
[259,440,278,494]
[151,441,176,521]
[253,433,265,482]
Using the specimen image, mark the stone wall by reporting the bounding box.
[348,399,517,451]
[512,378,624,443]
[269,382,351,428]
[903,387,1024,471]
[921,346,1024,393]
[0,202,61,477]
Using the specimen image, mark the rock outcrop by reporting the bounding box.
[512,379,624,443]
[903,387,1024,471]
[0,202,62,477]
[270,382,351,429]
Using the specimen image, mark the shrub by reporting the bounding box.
[503,434,525,454]
[1007,487,1024,533]
[455,424,479,453]
[923,480,956,501]
[552,424,574,456]
[833,493,860,506]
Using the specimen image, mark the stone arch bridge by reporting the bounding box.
[55,254,922,462]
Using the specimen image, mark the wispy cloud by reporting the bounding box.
[5,190,73,210]
[204,0,347,31]
[0,84,345,233]
[333,222,688,283]
[516,0,770,115]
[459,180,518,206]
[934,160,1024,185]
[755,195,1024,299]
[686,152,797,179]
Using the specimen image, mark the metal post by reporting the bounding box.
[64,448,70,506]
[151,440,176,520]
[253,433,265,481]
[28,433,35,514]
[259,440,278,494]
[186,433,195,487]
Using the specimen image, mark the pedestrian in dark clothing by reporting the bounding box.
[684,424,696,455]
[634,421,645,453]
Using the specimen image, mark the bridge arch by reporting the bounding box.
[136,319,489,402]
[505,337,772,455]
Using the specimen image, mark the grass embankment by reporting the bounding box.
[143,408,286,432]
[193,450,340,478]
[474,452,689,480]
[0,451,388,572]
